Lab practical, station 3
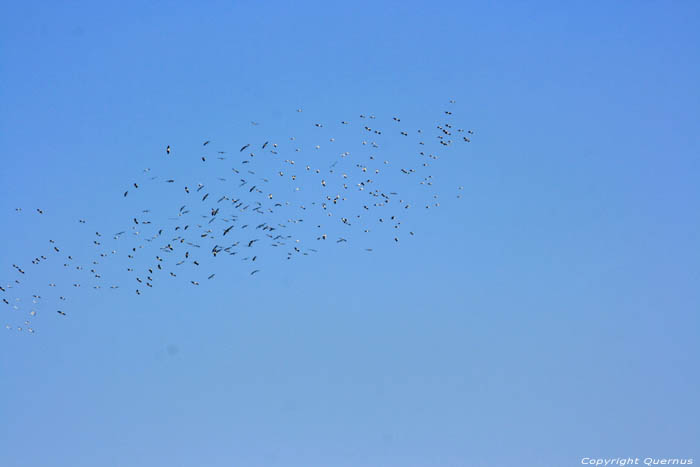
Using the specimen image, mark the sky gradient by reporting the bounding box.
[1,1,699,466]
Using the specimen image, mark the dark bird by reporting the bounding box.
[166,145,171,154]
[240,144,250,152]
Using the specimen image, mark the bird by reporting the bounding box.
[1,103,476,332]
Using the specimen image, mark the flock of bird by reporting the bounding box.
[2,102,474,334]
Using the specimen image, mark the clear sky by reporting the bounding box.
[1,1,699,466]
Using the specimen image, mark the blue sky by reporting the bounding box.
[1,1,699,466]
